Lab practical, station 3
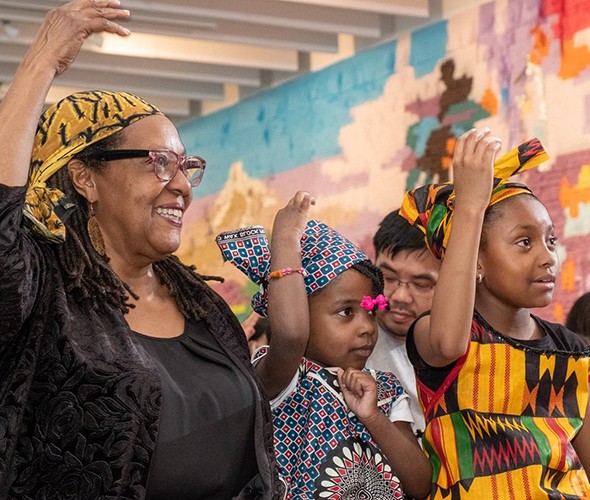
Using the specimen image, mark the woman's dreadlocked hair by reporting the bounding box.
[352,259,384,297]
[46,131,223,319]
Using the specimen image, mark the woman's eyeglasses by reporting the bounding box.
[85,149,206,187]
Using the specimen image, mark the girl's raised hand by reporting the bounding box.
[272,191,315,242]
[451,127,502,212]
[25,0,131,77]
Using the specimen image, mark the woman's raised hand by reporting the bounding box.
[0,0,131,187]
[24,0,130,77]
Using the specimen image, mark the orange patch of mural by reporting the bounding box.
[441,137,456,171]
[559,165,590,217]
[530,24,550,65]
[560,258,576,293]
[553,302,565,323]
[558,39,590,79]
[480,87,499,116]
[543,0,590,78]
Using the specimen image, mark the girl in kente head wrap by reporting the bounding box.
[400,128,590,499]
[217,191,432,499]
[0,1,282,499]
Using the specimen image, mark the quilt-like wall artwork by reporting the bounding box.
[178,0,590,322]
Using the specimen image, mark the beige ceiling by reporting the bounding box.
[0,0,438,123]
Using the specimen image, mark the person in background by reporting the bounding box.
[367,209,441,436]
[566,291,590,345]
[0,1,282,498]
[217,192,431,499]
[242,310,273,354]
[241,310,261,338]
[249,316,272,354]
[404,128,590,498]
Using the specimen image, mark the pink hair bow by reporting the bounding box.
[360,294,389,314]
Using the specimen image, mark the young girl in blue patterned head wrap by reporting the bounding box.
[217,191,431,499]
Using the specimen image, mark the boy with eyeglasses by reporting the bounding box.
[366,209,441,437]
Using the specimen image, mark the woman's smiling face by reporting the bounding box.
[89,114,194,265]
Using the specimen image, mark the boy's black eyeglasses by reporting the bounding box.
[85,149,206,187]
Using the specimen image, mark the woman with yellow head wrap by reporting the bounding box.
[0,2,282,499]
[399,128,590,499]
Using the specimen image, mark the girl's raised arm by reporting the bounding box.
[256,191,315,398]
[413,128,501,367]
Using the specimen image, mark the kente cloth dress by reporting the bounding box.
[254,347,412,499]
[0,184,281,499]
[407,311,590,499]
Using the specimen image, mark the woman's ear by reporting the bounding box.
[67,159,97,202]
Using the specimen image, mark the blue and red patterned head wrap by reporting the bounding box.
[216,220,367,316]
[399,138,549,260]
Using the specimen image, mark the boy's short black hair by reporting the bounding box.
[373,209,429,258]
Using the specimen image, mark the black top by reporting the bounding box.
[135,320,258,499]
[0,184,281,499]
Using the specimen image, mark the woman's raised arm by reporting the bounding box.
[0,0,130,186]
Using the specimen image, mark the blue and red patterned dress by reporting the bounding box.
[254,348,412,499]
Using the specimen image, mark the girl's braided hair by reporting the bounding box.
[46,131,222,319]
[352,259,384,297]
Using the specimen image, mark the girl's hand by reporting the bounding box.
[451,127,502,212]
[24,0,131,77]
[271,191,315,243]
[337,368,380,423]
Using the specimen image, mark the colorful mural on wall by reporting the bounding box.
[177,0,590,323]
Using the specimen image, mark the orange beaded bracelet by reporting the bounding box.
[268,267,308,280]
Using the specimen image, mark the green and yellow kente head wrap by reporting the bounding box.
[25,90,162,243]
[399,138,549,260]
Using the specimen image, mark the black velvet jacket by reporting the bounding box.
[0,185,282,499]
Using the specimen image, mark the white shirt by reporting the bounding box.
[366,325,425,435]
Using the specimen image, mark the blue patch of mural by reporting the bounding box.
[409,21,448,78]
[179,41,397,197]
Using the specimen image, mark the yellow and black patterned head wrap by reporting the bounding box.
[399,138,550,259]
[24,90,162,243]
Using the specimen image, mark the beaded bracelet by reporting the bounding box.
[268,267,308,280]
